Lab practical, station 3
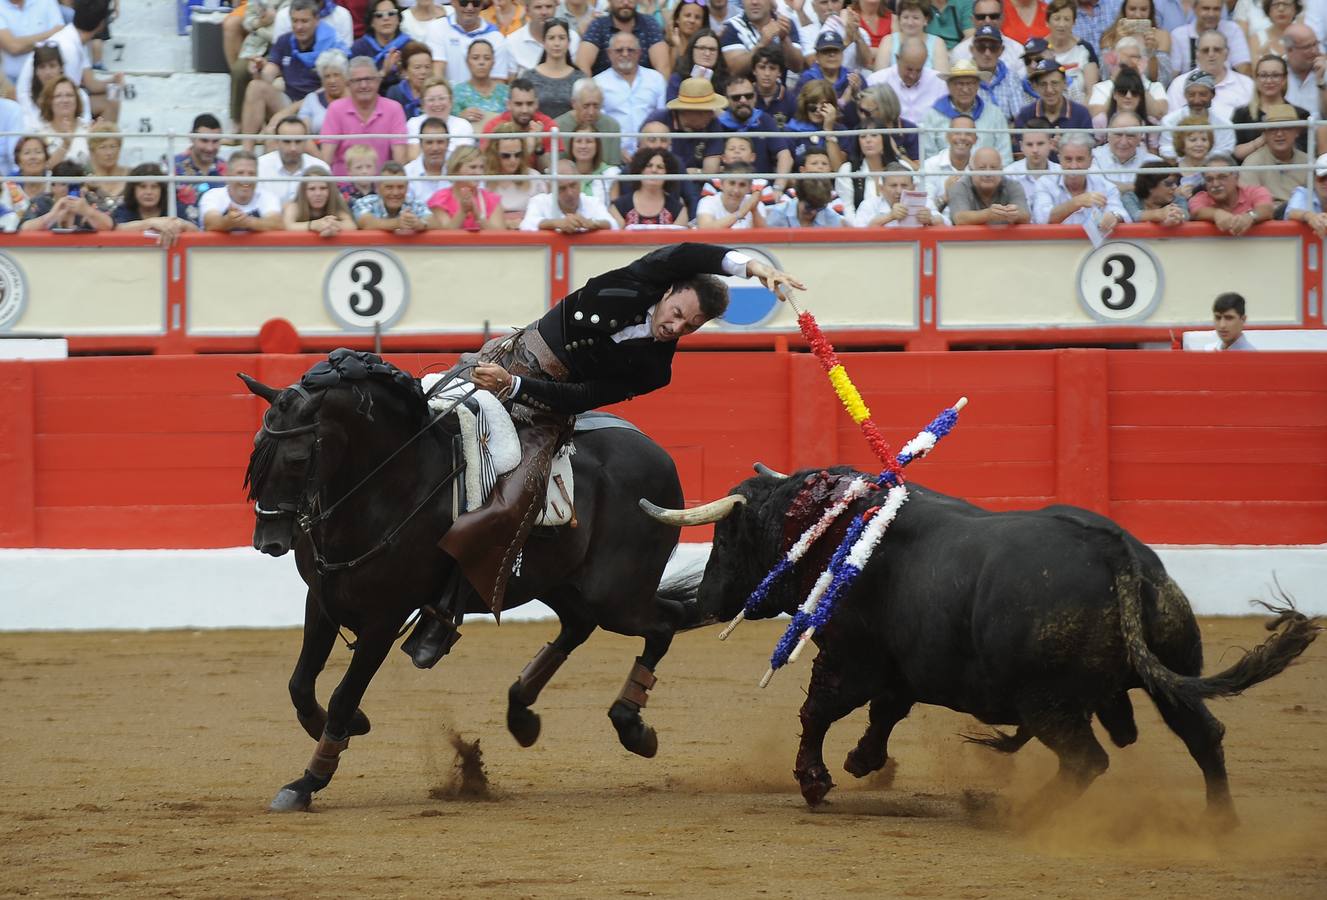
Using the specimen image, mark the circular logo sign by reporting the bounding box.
[0,252,28,333]
[323,249,409,332]
[716,246,784,328]
[1076,240,1163,323]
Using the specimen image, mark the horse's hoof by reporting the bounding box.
[623,724,658,759]
[507,706,541,748]
[349,708,371,737]
[269,788,312,812]
[297,709,327,741]
[843,747,884,778]
[797,766,834,807]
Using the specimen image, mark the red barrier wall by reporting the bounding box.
[0,349,1322,549]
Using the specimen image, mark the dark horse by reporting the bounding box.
[240,350,695,811]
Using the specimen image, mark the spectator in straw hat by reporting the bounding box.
[1283,153,1327,237]
[1238,104,1308,209]
[920,58,1013,164]
[643,75,727,214]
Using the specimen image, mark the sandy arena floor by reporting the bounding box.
[1,616,1324,899]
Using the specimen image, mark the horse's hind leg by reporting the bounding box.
[507,605,596,748]
[289,589,370,741]
[270,624,397,812]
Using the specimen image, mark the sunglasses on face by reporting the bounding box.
[373,9,399,17]
[974,12,1001,19]
[729,91,755,101]
[456,0,482,7]
[1115,87,1140,96]
[499,151,524,159]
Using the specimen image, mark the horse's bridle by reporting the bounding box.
[255,375,476,574]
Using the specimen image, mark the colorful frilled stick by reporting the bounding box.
[726,289,966,686]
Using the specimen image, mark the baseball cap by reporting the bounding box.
[1316,152,1327,177]
[815,30,845,51]
[1022,37,1049,57]
[1185,70,1216,92]
[1028,58,1065,80]
[972,23,1003,45]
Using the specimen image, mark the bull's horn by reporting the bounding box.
[639,494,746,527]
[753,462,789,479]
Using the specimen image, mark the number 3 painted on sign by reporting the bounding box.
[324,249,409,331]
[348,260,385,317]
[1099,253,1137,311]
[1076,241,1162,323]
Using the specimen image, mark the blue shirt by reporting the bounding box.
[582,15,665,74]
[764,194,843,228]
[718,108,789,173]
[1284,186,1323,218]
[267,31,331,102]
[1072,0,1123,57]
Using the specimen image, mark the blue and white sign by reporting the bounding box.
[717,246,784,328]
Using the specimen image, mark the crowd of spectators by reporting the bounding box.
[1,0,1324,235]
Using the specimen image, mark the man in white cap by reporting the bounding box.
[1159,69,1236,157]
[1283,153,1327,237]
[920,58,1013,164]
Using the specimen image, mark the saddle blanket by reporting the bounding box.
[421,374,639,528]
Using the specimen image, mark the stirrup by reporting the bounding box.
[401,605,463,669]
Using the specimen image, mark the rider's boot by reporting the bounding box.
[402,570,470,669]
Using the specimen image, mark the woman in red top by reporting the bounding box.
[846,0,891,49]
[1002,0,1049,45]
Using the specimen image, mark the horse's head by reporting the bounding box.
[240,374,329,556]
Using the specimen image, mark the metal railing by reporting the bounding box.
[2,119,1319,226]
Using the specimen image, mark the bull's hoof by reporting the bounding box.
[796,765,835,807]
[1205,801,1240,833]
[507,704,542,748]
[844,746,885,779]
[269,787,312,812]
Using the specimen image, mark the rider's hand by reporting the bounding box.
[747,260,807,300]
[473,362,515,396]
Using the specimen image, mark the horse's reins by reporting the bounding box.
[258,369,480,647]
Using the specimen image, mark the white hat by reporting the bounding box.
[1316,152,1327,178]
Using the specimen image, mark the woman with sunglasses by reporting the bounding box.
[455,40,511,127]
[526,18,580,119]
[669,28,727,102]
[1091,63,1166,151]
[1230,54,1310,161]
[484,122,549,228]
[350,0,411,93]
[1121,160,1188,226]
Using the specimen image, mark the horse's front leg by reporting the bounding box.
[289,589,370,741]
[270,620,398,812]
[507,605,596,747]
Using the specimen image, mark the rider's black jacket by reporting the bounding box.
[512,242,734,415]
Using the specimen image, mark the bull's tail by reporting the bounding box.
[1115,551,1321,711]
[962,726,1033,754]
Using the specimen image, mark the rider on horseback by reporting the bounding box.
[406,242,805,668]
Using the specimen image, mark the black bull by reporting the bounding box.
[240,352,701,812]
[645,467,1320,823]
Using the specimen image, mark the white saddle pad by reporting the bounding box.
[421,374,576,527]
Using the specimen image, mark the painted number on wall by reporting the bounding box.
[1077,241,1162,322]
[324,249,409,331]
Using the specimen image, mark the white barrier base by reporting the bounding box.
[0,544,1322,631]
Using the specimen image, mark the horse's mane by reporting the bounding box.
[243,349,427,501]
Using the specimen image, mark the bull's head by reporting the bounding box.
[640,463,792,622]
